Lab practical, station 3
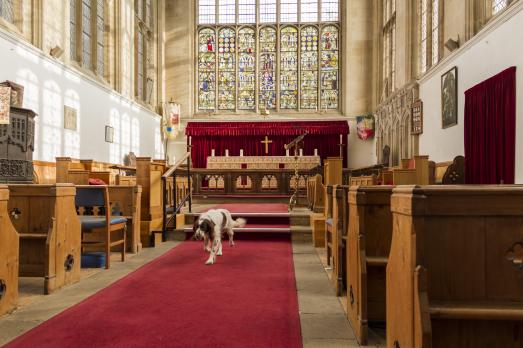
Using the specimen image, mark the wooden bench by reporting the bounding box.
[324,185,335,266]
[108,186,142,253]
[429,155,466,185]
[8,184,81,294]
[331,185,349,296]
[0,186,19,316]
[392,155,430,185]
[347,185,393,345]
[307,173,324,213]
[56,157,115,185]
[387,185,523,348]
[350,175,377,186]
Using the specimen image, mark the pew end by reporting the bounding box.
[0,186,19,316]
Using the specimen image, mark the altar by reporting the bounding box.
[185,120,350,169]
[206,155,321,170]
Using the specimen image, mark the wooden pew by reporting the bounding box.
[429,155,466,185]
[8,184,81,294]
[307,173,324,213]
[0,186,19,316]
[56,157,114,185]
[392,155,430,185]
[136,157,167,247]
[108,186,142,253]
[387,186,523,348]
[347,186,393,345]
[350,175,377,186]
[331,185,349,296]
[324,185,335,266]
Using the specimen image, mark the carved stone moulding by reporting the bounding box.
[0,159,33,183]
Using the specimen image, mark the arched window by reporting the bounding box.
[383,0,396,94]
[196,0,341,114]
[198,28,216,110]
[218,27,236,110]
[419,0,441,75]
[492,0,509,15]
[0,0,14,24]
[238,27,256,110]
[280,26,298,109]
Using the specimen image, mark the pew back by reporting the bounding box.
[0,186,19,316]
[347,185,393,345]
[388,186,523,348]
[8,184,81,294]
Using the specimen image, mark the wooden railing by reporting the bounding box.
[161,152,192,241]
[191,168,312,196]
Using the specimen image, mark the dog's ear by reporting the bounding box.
[193,217,199,233]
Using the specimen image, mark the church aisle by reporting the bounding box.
[3,238,302,348]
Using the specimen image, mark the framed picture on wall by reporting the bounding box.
[105,126,114,143]
[441,66,458,128]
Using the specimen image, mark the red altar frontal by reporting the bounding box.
[185,121,349,168]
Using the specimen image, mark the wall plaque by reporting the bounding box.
[64,105,78,131]
[0,86,11,125]
[411,100,423,135]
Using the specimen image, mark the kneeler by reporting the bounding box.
[76,186,127,269]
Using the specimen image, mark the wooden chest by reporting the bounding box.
[0,107,37,183]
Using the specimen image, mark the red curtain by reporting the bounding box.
[186,121,349,168]
[464,67,516,184]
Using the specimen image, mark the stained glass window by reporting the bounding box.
[218,28,236,110]
[420,0,428,74]
[0,0,14,23]
[238,27,256,110]
[280,26,298,109]
[198,28,216,110]
[431,0,439,65]
[383,0,396,93]
[300,26,318,109]
[260,0,276,23]
[82,0,93,70]
[259,27,277,109]
[196,1,340,113]
[321,25,338,109]
[199,0,215,24]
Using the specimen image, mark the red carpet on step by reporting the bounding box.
[5,239,302,348]
[214,203,289,213]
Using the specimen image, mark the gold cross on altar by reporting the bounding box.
[261,135,273,154]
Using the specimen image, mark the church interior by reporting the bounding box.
[1,0,523,347]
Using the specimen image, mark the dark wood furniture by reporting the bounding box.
[0,107,37,183]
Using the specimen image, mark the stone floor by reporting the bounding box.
[0,240,384,347]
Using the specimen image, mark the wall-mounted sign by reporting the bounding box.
[411,100,423,135]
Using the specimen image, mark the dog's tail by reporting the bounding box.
[233,218,247,228]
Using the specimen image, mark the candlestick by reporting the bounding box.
[339,134,342,144]
[240,149,244,156]
[211,149,215,157]
[299,149,303,156]
[314,149,318,156]
[225,149,229,157]
[189,136,192,146]
[286,149,290,156]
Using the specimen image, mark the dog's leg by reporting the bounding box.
[217,238,223,256]
[203,235,209,252]
[205,239,218,265]
[228,229,235,246]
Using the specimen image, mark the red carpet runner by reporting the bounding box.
[5,239,302,348]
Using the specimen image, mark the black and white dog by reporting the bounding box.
[193,209,246,265]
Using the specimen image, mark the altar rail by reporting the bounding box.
[191,168,312,196]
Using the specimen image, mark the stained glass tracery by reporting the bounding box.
[218,28,236,110]
[300,26,319,109]
[198,28,216,110]
[238,27,256,110]
[259,27,277,109]
[320,25,339,109]
[280,26,298,109]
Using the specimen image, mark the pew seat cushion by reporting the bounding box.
[326,218,333,226]
[79,216,128,230]
[81,252,106,268]
[88,178,106,185]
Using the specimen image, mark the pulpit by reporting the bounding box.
[0,107,37,183]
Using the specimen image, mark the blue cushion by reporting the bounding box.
[79,216,127,230]
[81,252,106,268]
[326,218,333,226]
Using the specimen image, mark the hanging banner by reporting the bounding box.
[356,114,375,140]
[163,102,181,140]
[0,86,11,125]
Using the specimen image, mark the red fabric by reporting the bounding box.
[6,239,302,348]
[88,178,106,185]
[214,203,289,213]
[464,67,517,184]
[186,121,349,168]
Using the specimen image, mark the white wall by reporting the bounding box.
[347,118,376,169]
[0,30,164,164]
[419,3,523,182]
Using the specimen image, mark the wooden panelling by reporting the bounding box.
[0,186,19,316]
